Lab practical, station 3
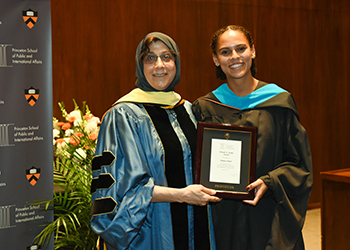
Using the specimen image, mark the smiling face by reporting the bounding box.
[213,30,255,81]
[143,41,176,91]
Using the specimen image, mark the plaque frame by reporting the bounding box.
[195,122,257,200]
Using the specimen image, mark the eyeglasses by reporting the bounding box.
[143,52,175,64]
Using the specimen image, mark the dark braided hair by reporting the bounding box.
[210,25,257,79]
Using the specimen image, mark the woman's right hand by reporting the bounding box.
[180,184,222,206]
[151,184,221,206]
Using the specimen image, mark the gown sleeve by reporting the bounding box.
[260,108,313,248]
[90,103,156,250]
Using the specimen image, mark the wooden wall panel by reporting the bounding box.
[51,0,220,117]
[51,0,350,206]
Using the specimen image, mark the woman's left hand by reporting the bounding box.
[243,179,268,206]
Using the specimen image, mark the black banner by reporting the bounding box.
[0,1,53,249]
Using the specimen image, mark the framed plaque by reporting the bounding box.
[195,122,257,200]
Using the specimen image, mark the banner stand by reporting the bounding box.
[0,1,54,249]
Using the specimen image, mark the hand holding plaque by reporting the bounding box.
[195,122,257,199]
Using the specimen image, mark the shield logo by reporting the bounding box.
[22,9,38,29]
[25,87,39,106]
[26,167,41,186]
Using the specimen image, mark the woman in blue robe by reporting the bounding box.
[90,32,220,250]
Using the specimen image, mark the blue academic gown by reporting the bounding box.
[90,99,216,250]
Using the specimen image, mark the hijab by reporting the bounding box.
[135,32,181,92]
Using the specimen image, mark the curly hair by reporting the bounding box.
[210,25,257,79]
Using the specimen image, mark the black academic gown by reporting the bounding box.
[192,82,313,250]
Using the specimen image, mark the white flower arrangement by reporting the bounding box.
[53,100,100,163]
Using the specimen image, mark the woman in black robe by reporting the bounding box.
[192,25,313,250]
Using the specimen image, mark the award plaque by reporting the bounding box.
[195,122,257,200]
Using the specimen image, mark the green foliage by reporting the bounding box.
[33,154,98,250]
